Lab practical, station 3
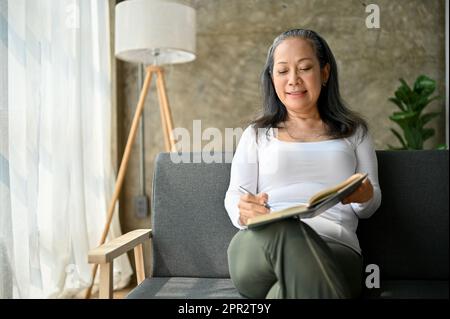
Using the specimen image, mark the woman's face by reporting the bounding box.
[272,37,329,116]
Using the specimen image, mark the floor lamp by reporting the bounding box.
[85,0,196,298]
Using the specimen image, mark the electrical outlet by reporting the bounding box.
[134,195,149,219]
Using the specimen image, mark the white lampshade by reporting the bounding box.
[115,0,196,65]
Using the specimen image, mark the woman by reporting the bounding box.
[224,29,382,299]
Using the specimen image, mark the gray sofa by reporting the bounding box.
[120,150,448,299]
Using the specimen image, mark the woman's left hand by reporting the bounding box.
[341,177,374,205]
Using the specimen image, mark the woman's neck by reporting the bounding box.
[285,112,323,130]
[276,111,331,142]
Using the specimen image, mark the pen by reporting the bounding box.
[238,186,271,209]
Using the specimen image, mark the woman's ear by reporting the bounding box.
[322,63,330,84]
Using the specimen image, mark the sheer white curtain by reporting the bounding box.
[0,0,132,298]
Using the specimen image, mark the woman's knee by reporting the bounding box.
[255,218,303,238]
[227,231,276,298]
[227,231,256,280]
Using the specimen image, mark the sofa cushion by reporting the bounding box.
[362,280,449,299]
[151,153,237,278]
[126,277,244,299]
[357,150,449,280]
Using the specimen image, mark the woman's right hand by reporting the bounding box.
[238,192,270,226]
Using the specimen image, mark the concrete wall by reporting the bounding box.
[114,0,446,277]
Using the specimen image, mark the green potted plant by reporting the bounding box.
[387,75,445,150]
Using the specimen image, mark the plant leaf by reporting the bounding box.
[400,78,416,108]
[390,128,407,149]
[389,111,416,124]
[413,75,435,97]
[414,95,441,114]
[411,94,429,113]
[388,97,405,111]
[396,86,413,110]
[421,128,435,142]
[420,112,441,126]
[427,95,442,103]
[403,127,423,149]
[399,78,413,94]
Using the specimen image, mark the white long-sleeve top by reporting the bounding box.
[224,125,382,254]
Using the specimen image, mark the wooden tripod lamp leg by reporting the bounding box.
[152,68,171,152]
[155,67,177,152]
[84,67,153,299]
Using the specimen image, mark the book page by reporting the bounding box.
[307,173,364,207]
[247,204,308,225]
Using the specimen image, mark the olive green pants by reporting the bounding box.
[227,219,363,299]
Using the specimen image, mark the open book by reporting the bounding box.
[246,173,368,229]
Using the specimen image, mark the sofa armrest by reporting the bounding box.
[88,229,152,298]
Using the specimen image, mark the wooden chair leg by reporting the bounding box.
[134,243,145,284]
[99,262,113,299]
